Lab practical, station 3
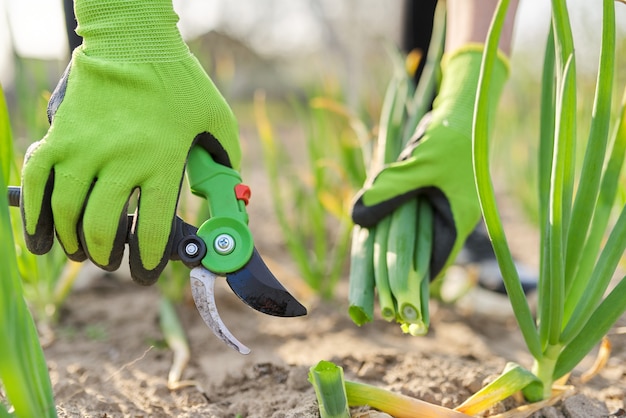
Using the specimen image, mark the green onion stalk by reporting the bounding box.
[309,360,471,418]
[469,0,626,406]
[308,361,350,418]
[0,85,57,417]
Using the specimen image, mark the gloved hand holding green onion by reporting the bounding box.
[349,46,510,332]
[353,46,509,279]
[20,0,241,285]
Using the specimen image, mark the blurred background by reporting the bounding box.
[2,1,626,76]
[2,1,625,114]
[2,0,625,138]
[2,0,625,216]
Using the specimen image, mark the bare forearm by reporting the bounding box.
[446,0,520,55]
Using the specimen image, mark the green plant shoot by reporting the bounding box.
[470,0,626,405]
[0,84,57,417]
[308,361,350,418]
[309,360,471,418]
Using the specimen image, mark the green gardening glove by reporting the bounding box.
[352,46,509,280]
[21,0,241,285]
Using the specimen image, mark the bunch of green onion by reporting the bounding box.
[348,3,445,336]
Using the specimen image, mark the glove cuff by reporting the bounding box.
[429,43,509,138]
[75,0,190,62]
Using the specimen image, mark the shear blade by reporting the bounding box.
[190,266,251,355]
[226,248,307,318]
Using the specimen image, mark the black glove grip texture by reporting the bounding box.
[352,187,458,280]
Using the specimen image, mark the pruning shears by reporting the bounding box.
[8,146,307,355]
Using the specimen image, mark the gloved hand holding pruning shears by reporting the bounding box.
[8,0,305,354]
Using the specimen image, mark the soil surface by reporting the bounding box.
[45,260,626,418]
[43,202,626,418]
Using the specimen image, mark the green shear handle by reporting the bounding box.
[8,146,255,275]
[187,146,253,275]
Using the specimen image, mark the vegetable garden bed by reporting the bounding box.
[40,174,625,417]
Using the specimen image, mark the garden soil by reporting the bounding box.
[41,135,626,418]
[44,226,626,417]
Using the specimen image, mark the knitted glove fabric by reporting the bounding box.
[352,46,509,280]
[21,0,241,285]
